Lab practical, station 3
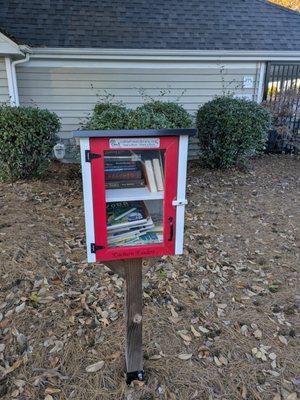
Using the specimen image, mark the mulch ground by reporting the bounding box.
[0,155,299,400]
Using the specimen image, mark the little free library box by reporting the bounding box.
[74,128,196,383]
[74,129,196,263]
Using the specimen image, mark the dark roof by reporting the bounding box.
[0,0,300,51]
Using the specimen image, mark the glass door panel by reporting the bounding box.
[104,149,165,248]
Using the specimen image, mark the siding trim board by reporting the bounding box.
[0,57,9,103]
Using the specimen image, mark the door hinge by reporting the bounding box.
[85,150,101,162]
[90,243,105,253]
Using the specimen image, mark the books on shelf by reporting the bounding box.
[152,158,164,191]
[142,158,164,193]
[104,156,144,187]
[106,201,163,247]
[104,152,165,194]
[143,160,157,192]
[107,201,150,232]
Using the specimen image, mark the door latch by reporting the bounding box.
[172,199,188,206]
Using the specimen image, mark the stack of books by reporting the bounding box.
[104,152,165,193]
[142,157,164,193]
[105,153,145,189]
[107,201,163,247]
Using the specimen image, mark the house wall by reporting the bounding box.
[0,57,9,103]
[17,61,260,159]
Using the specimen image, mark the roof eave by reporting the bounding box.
[28,47,300,61]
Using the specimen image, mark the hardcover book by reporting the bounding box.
[105,170,142,181]
[105,179,145,189]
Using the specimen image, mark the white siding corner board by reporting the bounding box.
[0,57,9,103]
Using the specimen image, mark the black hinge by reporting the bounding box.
[85,150,101,162]
[91,243,105,253]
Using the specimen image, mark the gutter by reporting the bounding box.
[30,48,300,62]
[11,51,31,106]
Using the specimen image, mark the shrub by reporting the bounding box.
[82,104,129,130]
[0,105,60,181]
[126,107,172,129]
[93,102,115,115]
[196,96,271,169]
[83,100,193,130]
[135,101,193,128]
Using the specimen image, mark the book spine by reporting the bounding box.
[105,170,142,180]
[106,180,145,189]
[105,161,136,166]
[105,166,138,172]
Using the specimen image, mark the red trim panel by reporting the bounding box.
[90,136,179,261]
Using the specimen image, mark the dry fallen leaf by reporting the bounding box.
[219,355,228,365]
[86,360,105,373]
[286,394,297,400]
[11,389,19,398]
[241,385,247,399]
[1,358,23,378]
[214,356,222,367]
[170,305,178,319]
[278,335,288,345]
[198,326,209,333]
[131,380,145,387]
[253,329,262,339]
[149,354,162,360]
[15,302,26,314]
[178,353,193,360]
[178,330,192,342]
[191,325,201,338]
[45,387,61,395]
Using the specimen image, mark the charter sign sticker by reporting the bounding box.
[109,138,160,149]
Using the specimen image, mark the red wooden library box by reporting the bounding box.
[73,129,196,263]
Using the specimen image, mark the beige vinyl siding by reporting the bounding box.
[0,58,9,104]
[17,62,260,158]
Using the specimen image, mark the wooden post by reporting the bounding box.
[124,258,144,384]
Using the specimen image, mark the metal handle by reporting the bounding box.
[168,217,174,241]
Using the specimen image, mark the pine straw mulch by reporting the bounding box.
[0,155,299,400]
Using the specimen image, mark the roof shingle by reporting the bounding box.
[0,0,299,51]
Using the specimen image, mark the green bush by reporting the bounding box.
[134,101,193,128]
[82,104,129,130]
[93,102,116,115]
[0,105,60,181]
[82,100,193,130]
[196,96,271,169]
[126,107,172,129]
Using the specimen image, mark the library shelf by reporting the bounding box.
[105,187,164,203]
